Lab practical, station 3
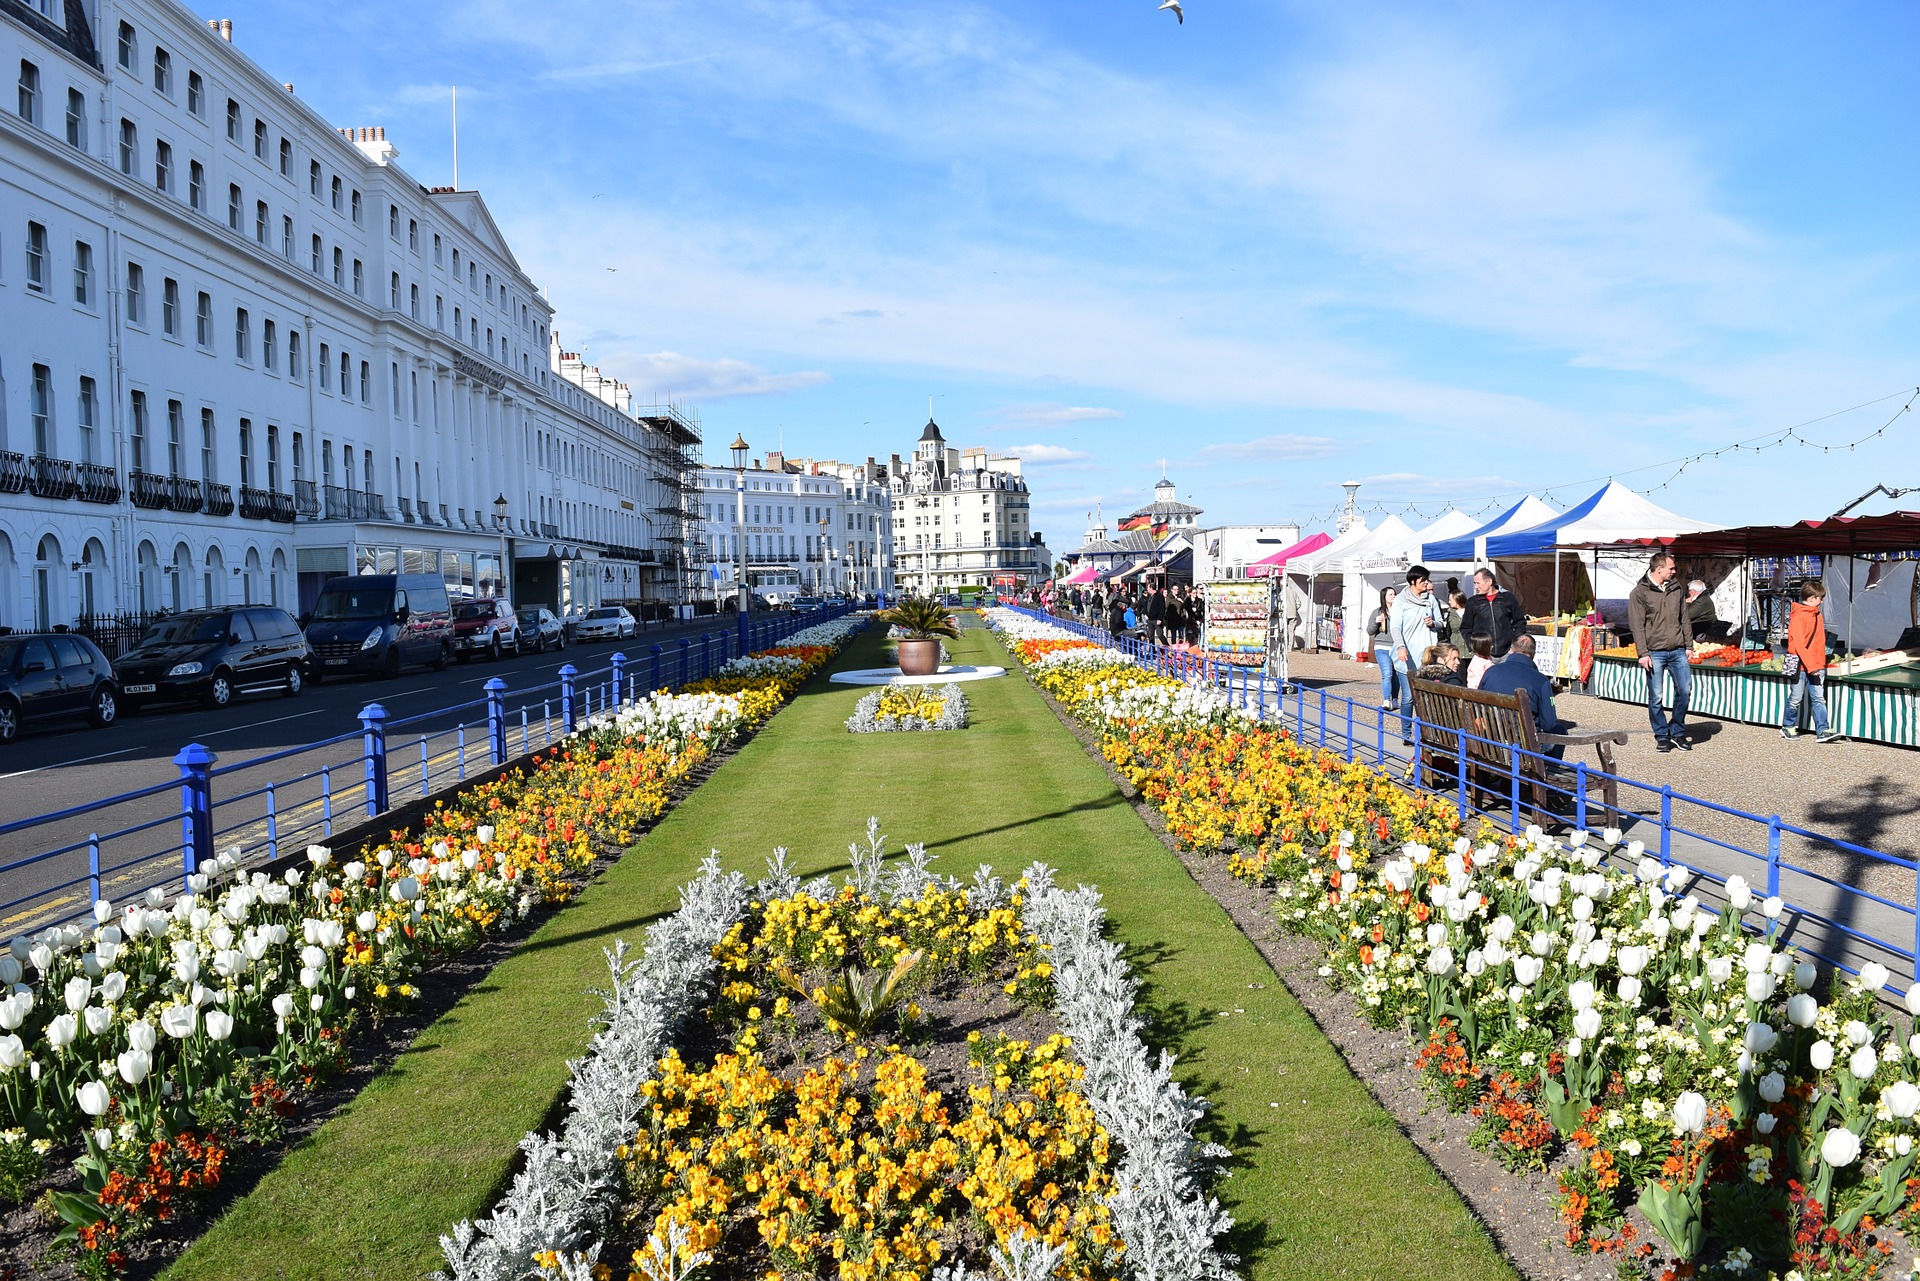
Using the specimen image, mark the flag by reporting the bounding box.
[1118,514,1152,531]
[710,564,721,580]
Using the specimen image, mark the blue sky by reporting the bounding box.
[224,0,1918,541]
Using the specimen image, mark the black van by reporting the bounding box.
[113,607,310,709]
[302,574,453,679]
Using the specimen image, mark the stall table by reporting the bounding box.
[1585,655,1920,746]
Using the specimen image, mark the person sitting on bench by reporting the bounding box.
[1476,634,1568,761]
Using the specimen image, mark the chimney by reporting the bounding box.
[340,125,399,165]
[764,450,785,474]
[207,18,233,40]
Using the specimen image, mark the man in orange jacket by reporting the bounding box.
[1782,579,1839,743]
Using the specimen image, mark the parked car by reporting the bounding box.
[451,597,521,661]
[302,574,453,679]
[790,595,824,611]
[0,632,119,743]
[574,606,637,641]
[113,607,309,710]
[516,607,566,654]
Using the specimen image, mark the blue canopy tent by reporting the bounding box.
[1421,495,1559,564]
[1480,482,1721,622]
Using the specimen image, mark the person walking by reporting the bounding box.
[1186,586,1204,643]
[1389,565,1447,743]
[1368,586,1399,713]
[1782,579,1839,743]
[1462,567,1526,656]
[1628,551,1693,752]
[1144,582,1167,645]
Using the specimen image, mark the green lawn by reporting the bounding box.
[167,624,1515,1281]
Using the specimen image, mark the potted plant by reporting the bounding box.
[879,597,959,676]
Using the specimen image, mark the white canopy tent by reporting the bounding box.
[1421,495,1562,564]
[1281,520,1369,649]
[1325,512,1484,655]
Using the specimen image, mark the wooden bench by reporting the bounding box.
[1408,678,1628,825]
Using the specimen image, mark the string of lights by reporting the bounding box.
[1289,384,1920,528]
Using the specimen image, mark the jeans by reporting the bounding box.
[1783,669,1830,734]
[1374,646,1400,707]
[1644,649,1692,741]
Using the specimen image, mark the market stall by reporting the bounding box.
[1282,522,1373,650]
[1202,577,1285,677]
[1324,513,1478,656]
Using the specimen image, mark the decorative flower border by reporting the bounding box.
[845,681,971,733]
[439,845,1236,1281]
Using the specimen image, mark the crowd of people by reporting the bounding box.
[1054,580,1205,646]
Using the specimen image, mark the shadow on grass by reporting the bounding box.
[923,792,1133,852]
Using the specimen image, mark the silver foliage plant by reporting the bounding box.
[845,680,971,733]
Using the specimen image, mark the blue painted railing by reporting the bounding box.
[0,605,853,931]
[1008,606,1918,987]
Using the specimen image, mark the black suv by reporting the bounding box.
[113,607,310,710]
[0,632,119,744]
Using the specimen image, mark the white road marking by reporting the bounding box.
[0,746,141,780]
[199,709,325,738]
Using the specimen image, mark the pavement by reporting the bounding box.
[0,613,764,934]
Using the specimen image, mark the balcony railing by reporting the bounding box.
[540,522,559,538]
[320,486,388,522]
[165,476,203,513]
[27,455,78,500]
[397,496,415,523]
[238,486,274,520]
[203,482,235,517]
[268,490,296,523]
[0,450,25,494]
[130,470,170,509]
[293,478,320,518]
[76,462,119,504]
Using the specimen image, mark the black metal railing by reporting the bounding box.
[165,476,203,513]
[28,455,78,500]
[239,486,273,520]
[76,462,119,504]
[268,490,296,523]
[130,470,170,509]
[540,522,559,538]
[71,611,165,662]
[203,482,235,517]
[293,478,320,518]
[0,450,25,494]
[320,486,387,522]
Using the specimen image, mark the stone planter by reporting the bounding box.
[896,638,942,676]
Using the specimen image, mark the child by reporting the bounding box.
[1466,632,1495,689]
[1782,579,1839,743]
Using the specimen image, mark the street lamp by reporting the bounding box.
[493,493,510,600]
[817,515,831,595]
[730,434,750,653]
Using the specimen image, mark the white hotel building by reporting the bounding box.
[890,419,1045,596]
[692,450,894,602]
[0,0,697,635]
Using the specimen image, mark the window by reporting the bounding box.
[252,118,266,160]
[470,318,478,346]
[77,377,97,463]
[433,233,442,263]
[189,161,205,212]
[255,199,268,244]
[234,307,250,361]
[166,399,183,476]
[359,361,369,402]
[281,215,292,259]
[351,258,362,296]
[338,350,349,391]
[72,239,91,305]
[18,60,39,125]
[239,419,253,487]
[318,342,330,388]
[278,137,291,176]
[227,183,241,231]
[151,47,170,95]
[408,219,418,251]
[187,71,203,116]
[349,190,361,224]
[226,98,240,142]
[154,139,171,191]
[388,204,398,238]
[200,408,215,481]
[129,390,148,470]
[389,271,399,308]
[195,291,211,348]
[452,248,460,275]
[117,117,136,174]
[310,234,321,273]
[435,294,444,329]
[26,221,46,292]
[309,159,320,196]
[453,304,460,336]
[64,88,84,147]
[331,246,342,286]
[267,425,280,490]
[30,364,51,455]
[263,317,277,370]
[117,22,135,71]
[409,283,419,319]
[288,330,301,382]
[330,175,341,210]
[162,277,179,336]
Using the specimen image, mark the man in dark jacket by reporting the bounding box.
[1477,635,1566,758]
[1144,583,1167,644]
[1106,590,1129,638]
[1462,567,1526,656]
[1628,552,1693,752]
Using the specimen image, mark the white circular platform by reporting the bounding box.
[830,665,1008,686]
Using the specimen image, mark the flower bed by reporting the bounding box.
[441,832,1236,1281]
[985,607,1920,1279]
[846,681,971,733]
[0,628,858,1278]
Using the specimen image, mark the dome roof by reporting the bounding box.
[919,418,944,442]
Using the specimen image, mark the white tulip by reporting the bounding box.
[1604,827,1624,846]
[390,877,420,903]
[1787,994,1819,1028]
[1671,1091,1708,1134]
[462,849,480,871]
[1821,1127,1861,1168]
[204,1010,233,1041]
[1489,915,1516,943]
[1762,896,1783,919]
[116,1048,151,1086]
[29,942,53,973]
[357,912,378,933]
[1742,943,1772,975]
[1569,981,1596,1011]
[1845,1020,1873,1046]
[159,1004,196,1039]
[92,898,113,925]
[1745,972,1776,1003]
[300,945,325,970]
[1571,896,1593,922]
[309,993,323,1012]
[1427,947,1455,977]
[1758,1072,1786,1103]
[1705,956,1733,985]
[1849,1044,1878,1081]
[1907,984,1920,1017]
[307,845,332,867]
[1755,1111,1776,1134]
[300,966,322,990]
[45,1012,78,1050]
[0,957,17,986]
[1859,962,1892,993]
[1884,1080,1920,1120]
[82,1006,111,1037]
[1530,931,1554,957]
[75,1079,111,1117]
[63,975,92,1012]
[1810,1039,1835,1071]
[1724,875,1752,911]
[0,1033,23,1068]
[343,861,366,882]
[271,993,296,1019]
[1464,950,1487,978]
[1617,945,1650,977]
[1514,956,1544,986]
[1617,976,1643,1004]
[476,825,495,845]
[1744,1023,1779,1055]
[1901,1135,1915,1157]
[1573,1009,1603,1040]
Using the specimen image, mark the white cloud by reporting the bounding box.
[1000,404,1124,427]
[1196,435,1341,463]
[602,350,829,400]
[999,443,1092,464]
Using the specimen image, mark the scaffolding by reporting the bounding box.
[636,400,703,602]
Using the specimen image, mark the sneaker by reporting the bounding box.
[1781,727,1800,739]
[1815,731,1841,744]
[1671,736,1692,752]
[1655,739,1674,753]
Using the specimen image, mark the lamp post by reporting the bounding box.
[730,434,750,654]
[493,493,510,600]
[817,515,831,595]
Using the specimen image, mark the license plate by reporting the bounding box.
[122,683,156,694]
[325,658,350,666]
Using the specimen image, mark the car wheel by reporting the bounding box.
[0,697,17,744]
[383,648,403,679]
[489,636,502,662]
[432,643,451,672]
[203,669,235,708]
[556,632,567,652]
[89,685,118,728]
[284,665,303,698]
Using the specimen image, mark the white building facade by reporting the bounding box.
[691,451,894,603]
[1191,523,1304,581]
[889,419,1042,595]
[0,0,696,635]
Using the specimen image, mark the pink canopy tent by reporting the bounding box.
[1245,531,1333,578]
[1062,564,1105,585]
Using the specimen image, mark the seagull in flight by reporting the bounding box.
[1159,0,1183,23]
